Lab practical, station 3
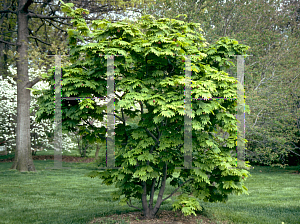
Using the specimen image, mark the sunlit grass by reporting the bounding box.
[0,160,299,224]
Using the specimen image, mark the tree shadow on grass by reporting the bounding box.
[88,208,233,224]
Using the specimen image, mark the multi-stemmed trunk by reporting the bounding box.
[140,163,168,219]
[136,161,194,219]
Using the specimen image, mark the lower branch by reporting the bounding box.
[152,162,168,214]
[0,38,20,46]
[25,77,42,89]
[28,36,51,46]
[155,176,161,191]
[102,112,125,123]
[286,143,300,157]
[162,178,194,203]
[145,128,159,145]
[127,199,143,212]
[149,178,156,209]
[0,10,16,14]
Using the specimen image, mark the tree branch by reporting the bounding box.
[27,12,71,20]
[162,178,194,203]
[155,123,161,138]
[28,35,51,45]
[127,198,143,212]
[288,142,300,157]
[139,100,160,145]
[102,112,125,123]
[119,107,131,145]
[0,10,17,14]
[149,178,156,209]
[45,18,72,26]
[144,127,160,145]
[0,31,17,35]
[28,10,123,22]
[115,91,126,100]
[28,28,39,46]
[25,77,42,89]
[45,19,68,33]
[154,176,161,191]
[0,39,20,46]
[80,119,112,142]
[33,0,54,6]
[120,108,126,125]
[21,0,33,13]
[153,162,168,214]
[254,77,266,91]
[252,109,264,128]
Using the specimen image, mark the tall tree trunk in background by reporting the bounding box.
[10,0,35,172]
[82,137,87,157]
[0,42,10,79]
[95,143,100,158]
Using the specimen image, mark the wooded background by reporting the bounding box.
[0,0,299,172]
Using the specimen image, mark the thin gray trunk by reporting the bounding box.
[10,0,35,172]
[83,141,88,157]
[0,42,10,80]
[95,143,100,158]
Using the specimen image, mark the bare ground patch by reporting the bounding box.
[88,209,232,224]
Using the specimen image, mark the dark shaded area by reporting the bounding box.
[0,155,95,163]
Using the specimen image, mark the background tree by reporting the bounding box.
[0,0,157,172]
[136,0,300,167]
[0,0,18,81]
[33,3,251,219]
[0,66,77,155]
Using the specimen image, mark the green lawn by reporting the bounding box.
[0,158,299,224]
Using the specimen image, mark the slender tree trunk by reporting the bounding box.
[95,143,100,158]
[10,0,35,172]
[83,139,87,157]
[0,42,10,80]
[79,135,82,156]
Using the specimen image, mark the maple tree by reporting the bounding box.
[32,2,252,219]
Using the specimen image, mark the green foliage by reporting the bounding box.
[33,1,252,217]
[141,0,300,167]
[172,193,203,216]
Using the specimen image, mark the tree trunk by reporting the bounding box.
[0,42,10,80]
[95,143,100,158]
[10,0,35,172]
[83,142,87,157]
[78,135,83,156]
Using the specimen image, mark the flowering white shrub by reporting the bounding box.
[0,65,77,152]
[0,65,140,153]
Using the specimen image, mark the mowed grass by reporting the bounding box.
[0,156,299,224]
